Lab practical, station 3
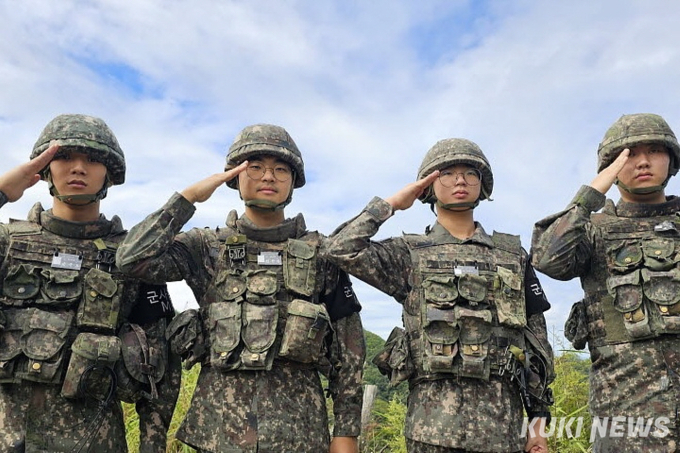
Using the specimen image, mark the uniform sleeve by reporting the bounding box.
[329,311,365,438]
[0,190,8,208]
[325,196,413,302]
[116,192,213,296]
[135,317,182,453]
[530,185,605,281]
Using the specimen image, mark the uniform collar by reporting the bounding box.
[427,221,494,247]
[234,212,307,242]
[611,195,680,218]
[29,202,122,239]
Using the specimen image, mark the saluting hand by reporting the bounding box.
[590,149,629,195]
[181,161,249,204]
[385,170,440,211]
[0,143,59,202]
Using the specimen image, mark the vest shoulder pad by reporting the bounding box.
[491,231,522,255]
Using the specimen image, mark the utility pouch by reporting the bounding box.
[422,303,459,373]
[609,241,643,273]
[494,266,527,328]
[642,268,680,333]
[2,264,41,305]
[422,274,458,309]
[564,301,588,350]
[245,269,279,305]
[39,268,81,305]
[279,299,330,363]
[0,308,27,382]
[20,308,73,384]
[216,271,246,302]
[77,267,122,332]
[240,302,278,369]
[372,326,413,386]
[456,307,492,380]
[642,237,676,271]
[166,309,206,369]
[115,323,166,403]
[283,239,317,297]
[61,332,120,399]
[458,273,487,306]
[206,302,241,370]
[608,270,652,339]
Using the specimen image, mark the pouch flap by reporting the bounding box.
[84,268,118,298]
[642,237,675,261]
[245,269,278,296]
[3,264,40,300]
[456,307,492,344]
[423,275,458,305]
[458,273,488,303]
[287,299,329,320]
[641,268,680,305]
[72,332,121,363]
[287,239,315,259]
[497,266,522,291]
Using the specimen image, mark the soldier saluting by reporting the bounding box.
[327,138,554,453]
[116,124,366,453]
[532,113,680,452]
[0,114,179,452]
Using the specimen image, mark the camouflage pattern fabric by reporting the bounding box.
[326,196,553,452]
[115,192,365,453]
[0,200,179,452]
[406,438,523,453]
[532,184,680,452]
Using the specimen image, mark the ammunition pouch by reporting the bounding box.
[372,326,414,386]
[0,308,27,382]
[279,299,330,364]
[166,309,207,369]
[61,332,120,399]
[77,267,122,333]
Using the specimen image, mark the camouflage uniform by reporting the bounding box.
[327,139,553,453]
[0,114,180,453]
[115,124,365,453]
[532,113,680,453]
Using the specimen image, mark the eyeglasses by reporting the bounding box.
[246,163,292,182]
[438,168,481,187]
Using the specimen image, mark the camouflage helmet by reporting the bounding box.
[225,124,305,189]
[417,138,494,204]
[31,114,126,185]
[598,113,680,176]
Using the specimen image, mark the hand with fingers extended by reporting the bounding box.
[0,143,59,203]
[385,170,440,211]
[590,149,629,195]
[181,161,248,204]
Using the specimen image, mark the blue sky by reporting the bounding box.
[3,0,680,349]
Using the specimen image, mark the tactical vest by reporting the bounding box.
[200,223,331,372]
[402,232,527,382]
[0,215,165,403]
[0,219,125,385]
[587,209,680,346]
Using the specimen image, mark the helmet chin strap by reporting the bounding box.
[47,172,109,205]
[239,173,294,212]
[615,178,668,195]
[435,199,479,211]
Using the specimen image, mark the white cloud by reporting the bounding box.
[2,0,680,345]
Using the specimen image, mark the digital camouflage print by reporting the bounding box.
[115,192,365,453]
[0,201,180,453]
[532,184,680,452]
[326,196,553,452]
